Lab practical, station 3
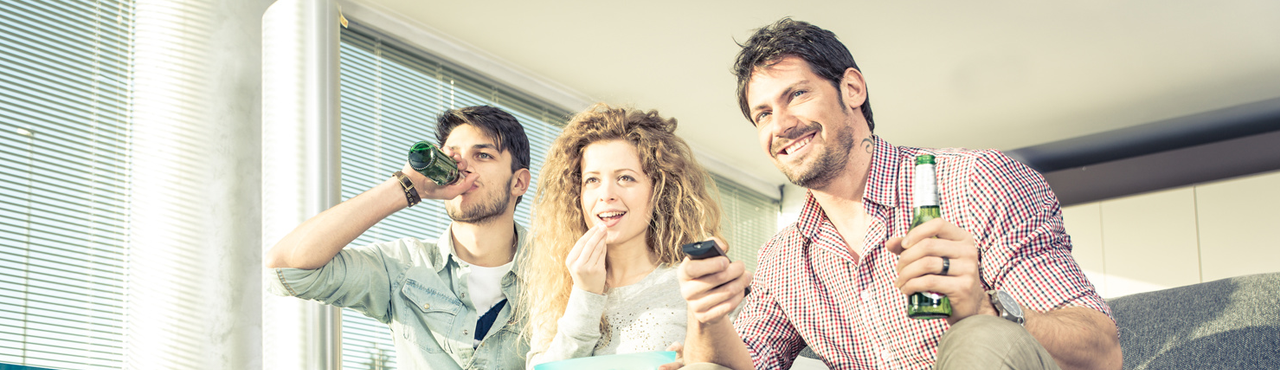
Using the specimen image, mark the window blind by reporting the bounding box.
[711,173,779,273]
[0,1,132,369]
[337,23,779,369]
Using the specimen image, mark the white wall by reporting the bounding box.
[1065,169,1280,298]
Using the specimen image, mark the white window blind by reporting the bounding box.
[711,174,778,273]
[337,24,779,369]
[0,1,132,369]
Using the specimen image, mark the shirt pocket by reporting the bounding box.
[398,278,464,354]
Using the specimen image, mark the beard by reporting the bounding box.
[777,120,855,189]
[446,175,513,225]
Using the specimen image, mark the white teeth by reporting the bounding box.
[598,211,625,218]
[784,136,812,155]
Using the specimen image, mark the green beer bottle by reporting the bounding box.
[907,154,952,320]
[407,141,460,186]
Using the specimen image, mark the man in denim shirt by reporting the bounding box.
[266,106,533,369]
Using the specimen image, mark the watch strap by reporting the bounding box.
[393,171,421,207]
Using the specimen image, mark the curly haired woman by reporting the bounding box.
[520,103,727,369]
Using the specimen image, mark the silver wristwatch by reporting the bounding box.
[987,289,1025,326]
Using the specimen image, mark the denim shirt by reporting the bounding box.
[267,224,529,369]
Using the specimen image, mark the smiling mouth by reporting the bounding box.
[597,211,626,226]
[778,132,816,156]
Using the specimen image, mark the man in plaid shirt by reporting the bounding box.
[678,18,1121,370]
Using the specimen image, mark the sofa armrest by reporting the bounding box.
[1106,272,1280,370]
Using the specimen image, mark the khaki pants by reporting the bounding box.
[935,314,1061,370]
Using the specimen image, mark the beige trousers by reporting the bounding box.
[935,314,1061,370]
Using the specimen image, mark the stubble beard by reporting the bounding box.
[446,175,514,225]
[780,120,855,189]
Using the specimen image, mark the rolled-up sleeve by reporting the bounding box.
[265,243,398,323]
[734,236,806,370]
[966,151,1113,321]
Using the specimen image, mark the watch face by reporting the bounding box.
[997,290,1022,316]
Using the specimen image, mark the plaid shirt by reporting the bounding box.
[735,136,1111,369]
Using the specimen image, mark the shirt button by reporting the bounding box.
[880,350,892,361]
[861,291,870,302]
[422,303,430,310]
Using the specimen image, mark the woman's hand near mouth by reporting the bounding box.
[565,223,609,294]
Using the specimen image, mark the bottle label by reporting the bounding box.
[914,163,937,207]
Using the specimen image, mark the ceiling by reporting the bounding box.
[353,0,1280,189]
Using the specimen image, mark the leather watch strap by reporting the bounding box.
[393,171,421,207]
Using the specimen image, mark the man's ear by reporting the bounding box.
[840,67,867,109]
[511,168,532,197]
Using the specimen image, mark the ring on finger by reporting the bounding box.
[940,256,950,276]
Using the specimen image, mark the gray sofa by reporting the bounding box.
[1109,271,1279,370]
[797,272,1280,369]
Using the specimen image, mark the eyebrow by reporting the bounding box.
[751,80,810,117]
[580,168,641,176]
[447,143,499,151]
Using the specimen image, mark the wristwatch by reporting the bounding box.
[987,289,1025,326]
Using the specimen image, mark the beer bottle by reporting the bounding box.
[907,154,952,319]
[407,141,460,186]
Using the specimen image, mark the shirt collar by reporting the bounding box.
[794,135,901,238]
[433,223,528,274]
[863,135,900,209]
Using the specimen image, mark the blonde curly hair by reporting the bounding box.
[519,103,724,350]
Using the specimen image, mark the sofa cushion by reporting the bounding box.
[1107,272,1280,370]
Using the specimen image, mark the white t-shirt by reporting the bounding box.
[468,261,513,315]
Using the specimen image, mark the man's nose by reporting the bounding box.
[770,107,801,138]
